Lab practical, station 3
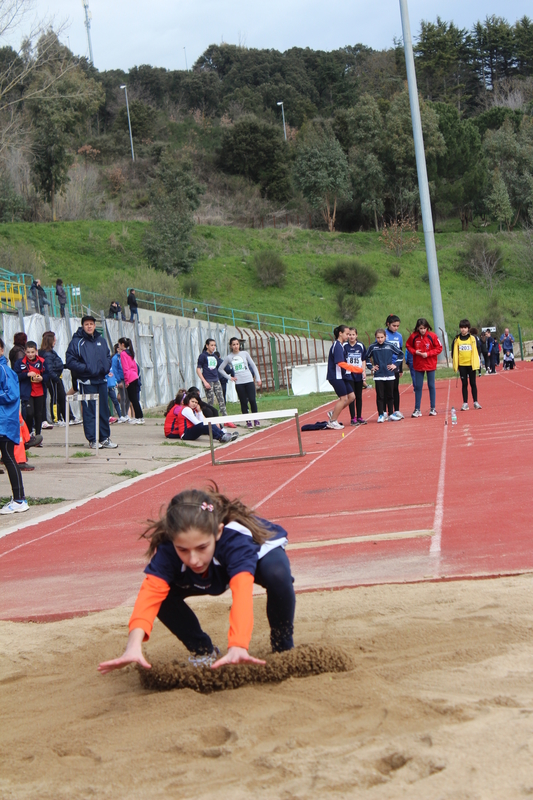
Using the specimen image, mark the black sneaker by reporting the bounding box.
[25,434,43,449]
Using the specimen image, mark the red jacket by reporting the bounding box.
[164,404,183,437]
[406,331,443,371]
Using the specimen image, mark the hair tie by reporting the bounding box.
[201,502,214,512]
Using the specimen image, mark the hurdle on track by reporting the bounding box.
[206,408,305,466]
[65,393,99,459]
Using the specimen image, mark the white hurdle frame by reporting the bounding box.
[206,408,305,466]
[65,393,99,460]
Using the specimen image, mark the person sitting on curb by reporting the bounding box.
[65,315,118,450]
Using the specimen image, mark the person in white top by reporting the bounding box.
[218,338,262,428]
[179,394,239,443]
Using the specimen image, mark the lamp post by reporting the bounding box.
[183,47,188,71]
[277,101,287,141]
[120,84,135,162]
[398,0,447,357]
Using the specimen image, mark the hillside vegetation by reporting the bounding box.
[2,222,531,343]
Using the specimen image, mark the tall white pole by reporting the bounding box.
[82,1,94,65]
[277,101,287,141]
[121,85,135,162]
[399,0,447,355]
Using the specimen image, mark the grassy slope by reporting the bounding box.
[1,222,532,342]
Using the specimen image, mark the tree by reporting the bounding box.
[461,235,505,295]
[484,117,533,226]
[293,134,351,231]
[218,115,290,201]
[488,170,513,230]
[143,155,202,275]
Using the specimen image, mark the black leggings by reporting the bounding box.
[22,396,45,435]
[157,547,295,654]
[459,366,478,403]
[48,380,66,422]
[375,380,394,416]
[393,371,401,412]
[126,380,143,419]
[348,381,363,419]
[236,382,258,414]
[0,438,24,501]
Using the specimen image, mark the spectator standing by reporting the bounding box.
[500,328,515,357]
[197,338,229,417]
[488,332,500,373]
[13,341,47,437]
[451,319,482,411]
[479,330,491,373]
[65,315,118,449]
[0,337,28,514]
[111,344,129,421]
[29,279,50,314]
[39,331,81,427]
[406,318,443,417]
[117,337,144,424]
[108,300,120,319]
[8,332,27,368]
[127,289,138,322]
[56,279,67,318]
[218,338,262,427]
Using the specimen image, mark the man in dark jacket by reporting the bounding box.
[127,289,138,321]
[65,315,117,449]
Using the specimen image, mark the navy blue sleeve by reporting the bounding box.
[197,352,207,370]
[216,528,260,579]
[144,541,183,584]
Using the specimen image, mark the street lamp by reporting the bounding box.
[183,46,188,71]
[277,101,287,141]
[120,84,135,162]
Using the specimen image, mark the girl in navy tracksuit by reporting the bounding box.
[385,314,404,418]
[98,486,295,673]
[326,325,355,429]
[343,327,367,425]
[366,329,404,422]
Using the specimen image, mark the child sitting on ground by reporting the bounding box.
[164,389,187,438]
[503,350,515,370]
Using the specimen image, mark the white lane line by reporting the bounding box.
[273,503,433,522]
[501,374,533,393]
[288,530,432,550]
[430,380,451,555]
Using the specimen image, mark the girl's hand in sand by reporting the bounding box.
[98,629,151,674]
[211,646,266,669]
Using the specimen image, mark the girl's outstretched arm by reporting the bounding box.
[98,628,152,675]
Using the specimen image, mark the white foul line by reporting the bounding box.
[430,380,451,555]
[288,529,432,550]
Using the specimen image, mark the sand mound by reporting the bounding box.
[138,643,353,693]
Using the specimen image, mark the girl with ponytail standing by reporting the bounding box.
[117,337,144,425]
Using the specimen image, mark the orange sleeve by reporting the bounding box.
[128,575,170,642]
[228,571,255,650]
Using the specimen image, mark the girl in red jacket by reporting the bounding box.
[98,485,295,672]
[406,318,443,418]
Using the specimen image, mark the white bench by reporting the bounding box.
[205,408,306,466]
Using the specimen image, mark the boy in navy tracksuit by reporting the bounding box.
[366,329,404,423]
[343,327,367,425]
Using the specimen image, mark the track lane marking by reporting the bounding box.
[430,380,451,556]
[273,502,433,521]
[288,530,433,550]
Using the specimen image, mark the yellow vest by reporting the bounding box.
[453,335,480,371]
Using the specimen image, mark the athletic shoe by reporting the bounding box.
[19,463,35,471]
[188,646,220,668]
[225,422,237,429]
[25,434,43,449]
[230,431,239,441]
[350,418,359,426]
[246,421,253,428]
[128,417,138,424]
[0,499,29,514]
[109,416,118,424]
[254,421,261,427]
[41,421,53,429]
[56,420,66,427]
[326,420,344,430]
[36,442,43,447]
[411,409,422,418]
[461,403,469,411]
[101,438,118,449]
[377,414,385,423]
[394,411,404,419]
[69,418,83,425]
[220,433,233,443]
[389,412,402,421]
[429,408,437,416]
[89,441,103,449]
[119,416,130,423]
[383,413,389,421]
[474,401,482,409]
[356,417,367,425]
[136,419,145,425]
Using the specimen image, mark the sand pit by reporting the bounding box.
[140,644,354,693]
[2,575,533,799]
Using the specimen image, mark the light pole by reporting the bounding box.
[120,84,135,162]
[399,0,447,357]
[183,47,188,71]
[277,101,287,141]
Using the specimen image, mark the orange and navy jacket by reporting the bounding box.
[13,355,47,400]
[129,519,288,650]
[164,404,183,437]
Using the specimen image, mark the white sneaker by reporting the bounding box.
[394,411,404,419]
[41,421,53,429]
[101,438,118,449]
[411,409,422,418]
[389,412,401,421]
[429,408,437,416]
[89,441,103,449]
[56,420,66,427]
[69,418,83,426]
[326,420,344,430]
[120,416,130,423]
[461,403,469,411]
[0,499,29,514]
[377,414,385,423]
[473,401,482,409]
[136,418,145,425]
[128,417,138,424]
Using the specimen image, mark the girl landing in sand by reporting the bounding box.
[98,486,295,672]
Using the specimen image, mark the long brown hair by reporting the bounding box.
[40,331,55,352]
[165,389,186,415]
[142,483,270,558]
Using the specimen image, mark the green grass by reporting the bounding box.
[0,496,65,506]
[71,451,93,458]
[1,222,532,341]
[111,469,142,478]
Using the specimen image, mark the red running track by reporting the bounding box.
[1,368,533,621]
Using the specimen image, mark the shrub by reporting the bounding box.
[460,235,505,297]
[389,264,402,278]
[253,251,287,288]
[323,258,378,296]
[335,289,361,321]
[380,217,419,258]
[181,276,201,298]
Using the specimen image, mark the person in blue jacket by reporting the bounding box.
[385,314,404,419]
[366,329,404,423]
[0,337,28,514]
[65,315,117,449]
[326,325,355,430]
[111,344,129,421]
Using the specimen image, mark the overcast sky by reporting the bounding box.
[7,1,532,72]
